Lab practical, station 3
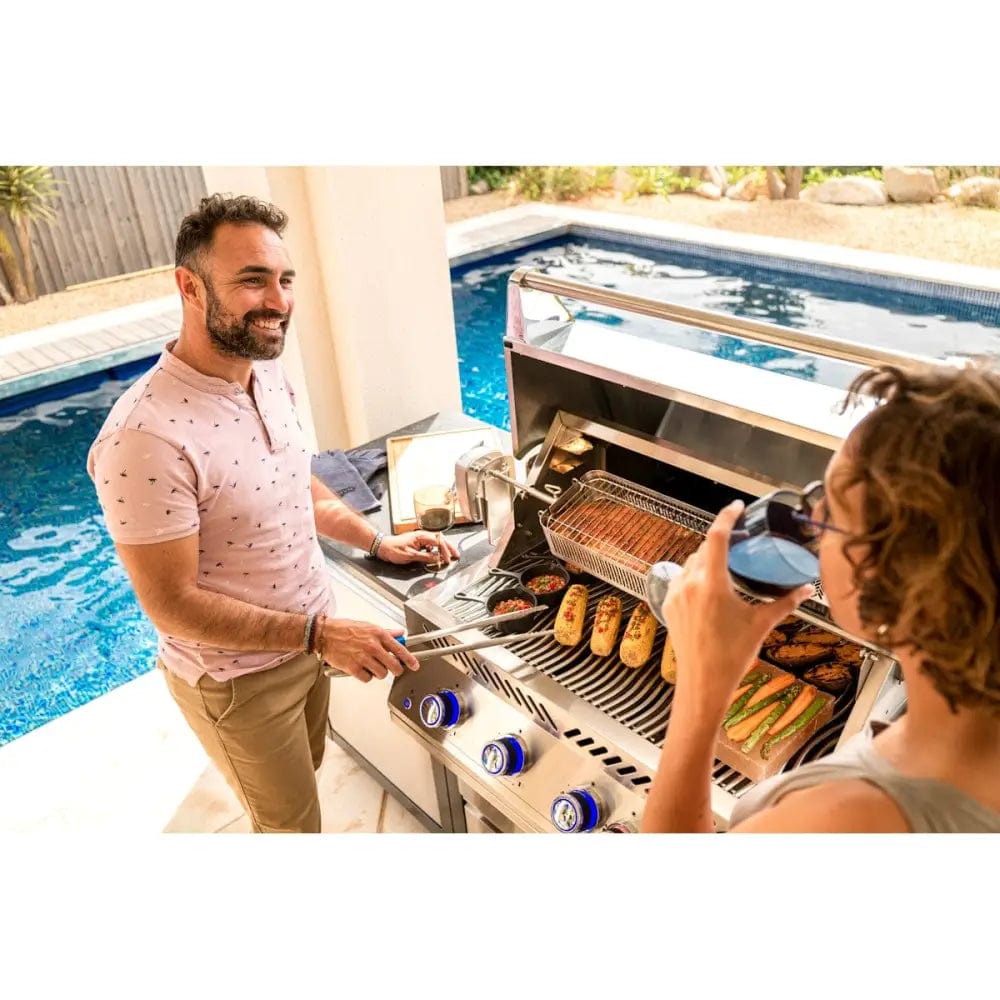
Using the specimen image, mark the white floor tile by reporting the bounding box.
[317,741,385,833]
[380,791,431,834]
[162,761,244,833]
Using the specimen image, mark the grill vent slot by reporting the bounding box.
[588,746,609,757]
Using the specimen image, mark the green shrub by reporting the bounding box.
[625,166,698,200]
[467,166,520,191]
[511,165,616,201]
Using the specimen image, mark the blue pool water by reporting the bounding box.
[453,236,1000,428]
[0,373,158,745]
[3,232,1000,744]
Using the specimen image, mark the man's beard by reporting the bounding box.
[204,281,289,361]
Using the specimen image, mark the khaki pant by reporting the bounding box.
[163,652,331,833]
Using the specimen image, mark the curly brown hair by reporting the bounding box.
[174,193,288,273]
[836,363,1000,714]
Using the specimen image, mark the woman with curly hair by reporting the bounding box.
[642,363,1000,833]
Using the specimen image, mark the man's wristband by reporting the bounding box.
[366,530,384,560]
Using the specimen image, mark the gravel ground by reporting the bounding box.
[445,189,1000,269]
[2,189,997,339]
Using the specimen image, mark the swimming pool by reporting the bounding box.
[3,230,999,744]
[453,234,1000,428]
[0,369,158,746]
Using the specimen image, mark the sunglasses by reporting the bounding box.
[762,480,846,550]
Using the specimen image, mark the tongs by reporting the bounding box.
[401,604,545,647]
[403,628,556,661]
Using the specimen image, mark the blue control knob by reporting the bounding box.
[481,735,528,777]
[551,788,603,833]
[419,690,464,729]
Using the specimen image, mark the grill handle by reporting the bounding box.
[508,267,943,370]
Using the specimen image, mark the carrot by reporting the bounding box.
[745,673,796,710]
[767,685,817,735]
[727,701,784,743]
[731,683,753,704]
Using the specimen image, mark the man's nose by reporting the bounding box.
[263,281,291,314]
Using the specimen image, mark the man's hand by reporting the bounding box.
[378,531,460,567]
[318,618,419,683]
[663,500,812,721]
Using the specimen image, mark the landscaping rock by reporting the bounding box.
[470,179,491,195]
[802,177,888,206]
[946,176,1000,208]
[704,166,728,193]
[726,173,767,201]
[883,166,938,203]
[693,182,722,200]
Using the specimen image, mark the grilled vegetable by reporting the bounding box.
[834,644,864,668]
[767,643,834,669]
[727,688,798,744]
[744,673,796,709]
[767,684,817,735]
[741,690,799,753]
[761,695,828,759]
[762,628,788,648]
[590,596,623,657]
[803,661,852,693]
[725,682,802,733]
[659,634,678,683]
[620,603,657,668]
[723,674,769,724]
[790,625,842,647]
[554,584,589,647]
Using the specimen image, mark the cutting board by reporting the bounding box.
[386,427,501,534]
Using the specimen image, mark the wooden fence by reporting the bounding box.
[0,166,206,296]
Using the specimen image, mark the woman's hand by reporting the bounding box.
[664,500,812,722]
[377,531,460,567]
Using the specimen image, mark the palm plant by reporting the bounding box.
[0,166,61,302]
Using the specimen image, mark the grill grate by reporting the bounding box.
[442,546,858,798]
[539,471,711,601]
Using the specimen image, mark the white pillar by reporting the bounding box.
[199,165,461,452]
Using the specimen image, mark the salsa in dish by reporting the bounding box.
[493,598,534,615]
[525,574,565,594]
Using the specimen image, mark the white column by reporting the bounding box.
[200,165,461,452]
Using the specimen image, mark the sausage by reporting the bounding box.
[554,584,589,647]
[660,634,678,684]
[620,602,657,668]
[590,595,623,656]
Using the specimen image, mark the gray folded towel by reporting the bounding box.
[311,447,387,513]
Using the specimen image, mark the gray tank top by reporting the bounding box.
[729,722,1000,833]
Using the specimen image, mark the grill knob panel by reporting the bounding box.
[551,788,603,833]
[481,735,528,777]
[419,689,464,729]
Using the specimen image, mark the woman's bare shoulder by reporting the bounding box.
[729,779,910,833]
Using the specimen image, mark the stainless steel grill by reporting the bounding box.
[387,268,908,833]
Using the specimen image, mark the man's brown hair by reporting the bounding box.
[175,193,288,273]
